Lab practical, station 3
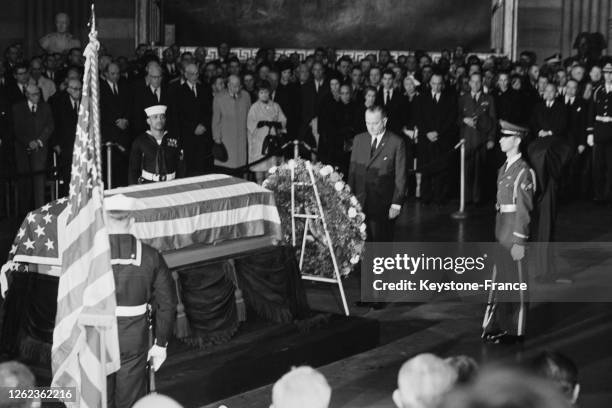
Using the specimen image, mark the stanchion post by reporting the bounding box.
[451,139,467,219]
[105,142,112,190]
[53,151,59,201]
[293,139,299,160]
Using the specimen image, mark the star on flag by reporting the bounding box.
[44,239,55,251]
[23,238,35,250]
[35,225,45,238]
[43,213,53,224]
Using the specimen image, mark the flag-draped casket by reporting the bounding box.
[1,174,309,364]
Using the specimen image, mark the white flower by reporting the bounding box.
[342,267,351,275]
[268,166,278,174]
[288,159,296,168]
[334,181,345,191]
[348,207,357,218]
[350,196,359,206]
[359,223,367,233]
[262,180,269,189]
[319,165,333,176]
[350,255,360,264]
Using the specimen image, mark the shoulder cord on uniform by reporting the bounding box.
[512,168,536,203]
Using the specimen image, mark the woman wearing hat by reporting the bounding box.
[246,80,287,183]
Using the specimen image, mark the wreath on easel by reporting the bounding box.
[263,159,366,278]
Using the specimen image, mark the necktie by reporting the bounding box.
[191,85,197,98]
[153,87,159,102]
[473,93,478,103]
[370,137,378,158]
[73,100,78,114]
[112,83,117,96]
[21,85,26,96]
[31,104,36,114]
[385,90,389,105]
[433,94,438,103]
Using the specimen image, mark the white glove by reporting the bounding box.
[147,345,167,371]
[587,134,594,147]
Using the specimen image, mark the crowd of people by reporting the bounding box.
[0,349,581,408]
[2,32,612,216]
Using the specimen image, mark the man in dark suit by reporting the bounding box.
[131,62,169,137]
[51,78,81,196]
[101,62,131,188]
[494,72,524,125]
[175,62,213,176]
[348,105,407,242]
[376,69,402,134]
[299,61,328,152]
[416,73,457,204]
[563,79,589,199]
[12,84,54,212]
[5,63,29,107]
[458,72,497,204]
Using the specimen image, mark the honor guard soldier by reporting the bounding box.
[587,61,612,204]
[104,194,177,408]
[128,105,184,185]
[483,120,536,344]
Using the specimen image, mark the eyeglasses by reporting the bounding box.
[69,86,82,91]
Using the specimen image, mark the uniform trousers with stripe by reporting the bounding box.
[484,212,528,336]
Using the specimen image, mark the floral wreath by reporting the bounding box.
[263,159,366,278]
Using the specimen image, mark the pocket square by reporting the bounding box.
[383,156,388,161]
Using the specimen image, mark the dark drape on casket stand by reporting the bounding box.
[1,272,57,366]
[178,246,310,348]
[0,245,310,363]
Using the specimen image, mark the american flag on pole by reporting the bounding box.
[51,7,120,408]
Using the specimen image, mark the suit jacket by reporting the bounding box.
[12,100,54,149]
[457,92,497,150]
[348,130,407,218]
[416,91,457,148]
[100,79,131,148]
[564,97,587,148]
[376,87,402,134]
[299,79,329,129]
[5,82,28,106]
[51,92,79,157]
[175,82,213,143]
[530,100,568,140]
[131,79,170,136]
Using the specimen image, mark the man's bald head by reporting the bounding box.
[272,366,331,408]
[184,62,199,85]
[67,78,82,101]
[393,353,457,408]
[146,62,163,88]
[227,74,242,95]
[132,393,183,408]
[106,62,121,83]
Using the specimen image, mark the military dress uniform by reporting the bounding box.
[128,131,183,185]
[107,233,177,408]
[587,75,612,203]
[483,125,535,341]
